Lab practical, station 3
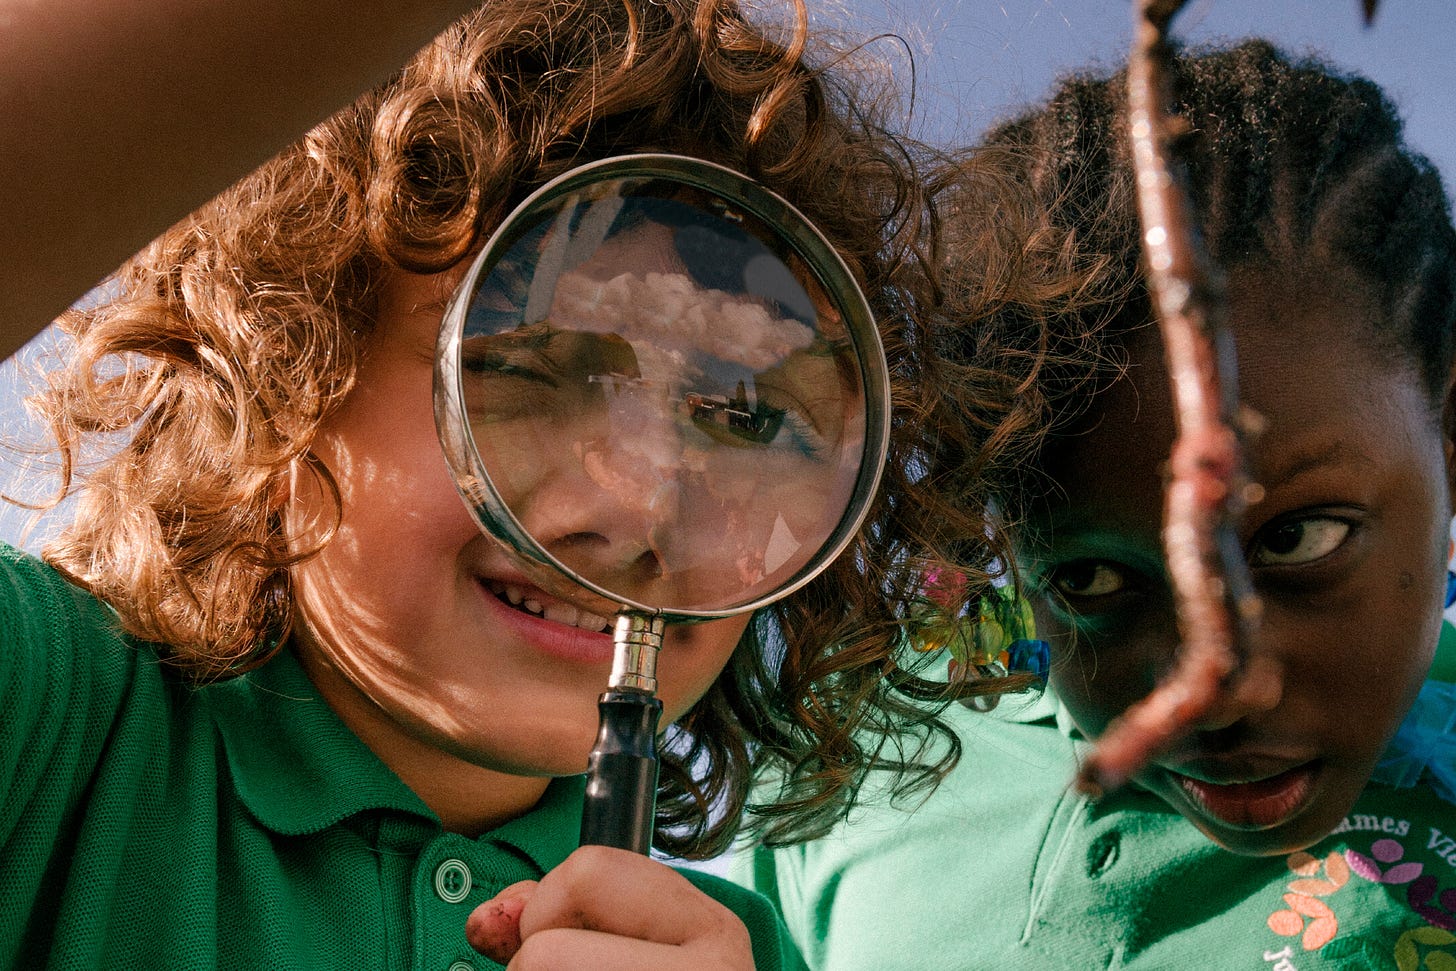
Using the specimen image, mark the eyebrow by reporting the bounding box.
[1254,437,1373,488]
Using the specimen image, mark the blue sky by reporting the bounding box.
[841,0,1456,172]
[3,0,1453,548]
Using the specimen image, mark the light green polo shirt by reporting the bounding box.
[0,544,804,970]
[739,678,1456,969]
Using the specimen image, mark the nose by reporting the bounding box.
[511,393,688,591]
[1189,651,1285,732]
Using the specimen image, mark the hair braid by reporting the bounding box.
[966,38,1456,520]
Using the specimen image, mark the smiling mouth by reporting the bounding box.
[1172,763,1319,829]
[484,580,613,633]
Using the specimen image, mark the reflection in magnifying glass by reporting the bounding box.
[460,196,865,613]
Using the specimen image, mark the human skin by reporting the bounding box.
[1024,264,1456,856]
[0,0,479,358]
[289,263,753,837]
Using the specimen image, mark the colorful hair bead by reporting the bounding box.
[909,570,1050,687]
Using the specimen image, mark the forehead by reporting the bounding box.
[1034,265,1437,529]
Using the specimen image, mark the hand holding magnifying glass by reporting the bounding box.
[435,155,889,853]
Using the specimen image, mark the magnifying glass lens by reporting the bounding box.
[458,183,866,614]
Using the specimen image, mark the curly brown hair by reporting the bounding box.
[25,0,1047,857]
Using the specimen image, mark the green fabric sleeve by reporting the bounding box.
[0,544,137,835]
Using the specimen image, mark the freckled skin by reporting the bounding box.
[1024,265,1456,855]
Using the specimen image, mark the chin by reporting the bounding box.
[1193,822,1325,858]
[1144,758,1370,858]
[1186,802,1350,858]
[416,715,596,777]
[466,746,592,779]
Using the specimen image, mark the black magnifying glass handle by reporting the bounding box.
[580,687,662,853]
[579,613,665,854]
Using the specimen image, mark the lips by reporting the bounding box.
[485,579,613,633]
[1171,762,1320,829]
[474,576,616,664]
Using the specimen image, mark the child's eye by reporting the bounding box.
[459,328,560,387]
[1249,516,1351,567]
[1048,561,1128,599]
[684,389,830,459]
[461,352,555,385]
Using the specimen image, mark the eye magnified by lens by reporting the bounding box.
[438,156,886,619]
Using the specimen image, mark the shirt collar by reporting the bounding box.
[207,647,435,835]
[208,648,595,862]
[487,774,586,873]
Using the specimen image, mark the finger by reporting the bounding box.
[465,879,538,965]
[510,927,706,971]
[520,847,723,945]
[517,847,750,963]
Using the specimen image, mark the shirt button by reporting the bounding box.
[1086,831,1121,878]
[434,858,473,903]
[448,962,476,971]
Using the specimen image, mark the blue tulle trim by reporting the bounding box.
[1373,679,1456,804]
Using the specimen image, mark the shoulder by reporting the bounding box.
[840,691,1072,828]
[0,542,152,694]
[740,691,1072,873]
[676,866,809,971]
[0,542,124,645]
[728,693,1075,969]
[0,543,174,810]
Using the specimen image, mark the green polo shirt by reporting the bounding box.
[739,676,1456,969]
[0,543,804,970]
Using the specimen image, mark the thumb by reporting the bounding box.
[465,879,538,965]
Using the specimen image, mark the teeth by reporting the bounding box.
[577,610,610,632]
[489,581,611,632]
[538,601,610,632]
[543,602,580,626]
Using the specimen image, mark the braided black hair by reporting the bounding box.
[953,39,1456,527]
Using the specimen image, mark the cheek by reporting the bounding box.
[287,383,486,654]
[1042,611,1171,740]
[311,371,480,553]
[1275,592,1437,750]
[1050,650,1138,740]
[656,614,752,723]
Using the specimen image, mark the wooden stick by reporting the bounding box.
[1075,0,1263,795]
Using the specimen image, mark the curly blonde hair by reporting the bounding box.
[27,0,1063,855]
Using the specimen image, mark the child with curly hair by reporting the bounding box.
[738,40,1456,969]
[0,1,1029,967]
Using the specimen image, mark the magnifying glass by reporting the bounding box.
[434,154,890,854]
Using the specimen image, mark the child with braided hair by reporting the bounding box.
[738,40,1456,969]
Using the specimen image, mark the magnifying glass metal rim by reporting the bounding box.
[434,152,891,621]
